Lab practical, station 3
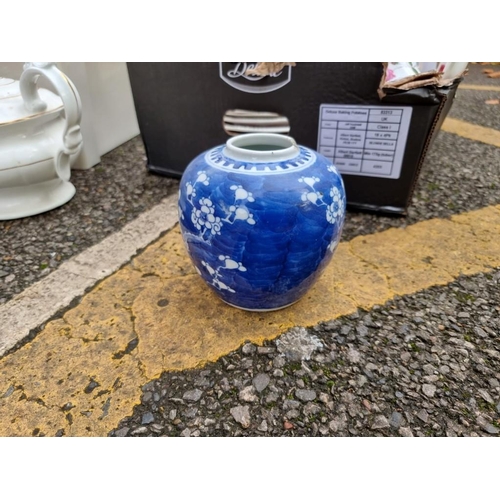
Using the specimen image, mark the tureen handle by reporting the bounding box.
[20,62,83,181]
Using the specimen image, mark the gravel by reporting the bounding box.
[110,267,500,437]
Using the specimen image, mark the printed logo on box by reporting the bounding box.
[219,63,292,94]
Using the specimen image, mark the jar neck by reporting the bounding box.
[223,133,299,163]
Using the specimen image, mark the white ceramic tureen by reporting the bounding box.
[0,62,83,220]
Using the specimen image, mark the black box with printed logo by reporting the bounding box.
[126,62,459,215]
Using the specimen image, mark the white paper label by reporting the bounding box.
[317,104,412,179]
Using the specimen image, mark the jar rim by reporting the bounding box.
[224,133,299,163]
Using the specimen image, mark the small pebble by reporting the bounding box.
[131,427,148,436]
[399,427,414,437]
[295,389,317,402]
[239,386,257,403]
[258,420,268,432]
[183,389,203,402]
[371,415,390,430]
[417,409,429,423]
[242,343,256,355]
[230,406,251,429]
[422,384,437,397]
[482,424,499,435]
[253,373,270,393]
[389,412,404,429]
[141,412,154,425]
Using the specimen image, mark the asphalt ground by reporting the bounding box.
[0,63,499,440]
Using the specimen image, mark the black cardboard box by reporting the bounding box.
[127,62,459,215]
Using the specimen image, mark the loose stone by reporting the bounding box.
[141,412,154,425]
[239,386,258,403]
[242,343,257,355]
[389,412,404,429]
[422,384,437,397]
[295,389,317,402]
[258,420,268,432]
[399,427,414,437]
[252,373,270,393]
[230,405,251,428]
[417,409,429,423]
[183,389,203,402]
[131,426,148,436]
[371,415,390,430]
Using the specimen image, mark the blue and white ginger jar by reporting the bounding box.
[178,133,346,311]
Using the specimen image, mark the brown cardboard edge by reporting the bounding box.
[378,62,463,97]
[378,63,388,98]
[386,77,441,91]
[384,71,441,89]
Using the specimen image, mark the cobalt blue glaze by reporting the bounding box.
[178,134,346,311]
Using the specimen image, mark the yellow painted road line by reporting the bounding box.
[459,84,500,91]
[0,194,180,357]
[1,205,500,436]
[442,117,500,148]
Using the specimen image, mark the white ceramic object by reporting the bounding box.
[0,62,82,220]
[0,62,140,171]
[437,62,469,81]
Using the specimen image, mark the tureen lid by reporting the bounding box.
[0,76,63,125]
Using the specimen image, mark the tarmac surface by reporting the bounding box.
[0,63,499,437]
